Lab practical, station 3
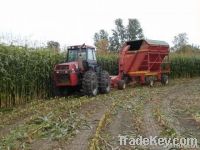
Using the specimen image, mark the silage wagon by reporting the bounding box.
[111,39,170,89]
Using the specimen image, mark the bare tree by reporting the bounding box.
[172,33,188,51]
[47,41,60,53]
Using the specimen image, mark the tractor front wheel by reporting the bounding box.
[99,70,111,94]
[82,70,98,96]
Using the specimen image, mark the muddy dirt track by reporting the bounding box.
[0,78,200,150]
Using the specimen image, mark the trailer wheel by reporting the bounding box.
[146,76,154,87]
[99,70,111,94]
[118,80,126,90]
[82,70,98,96]
[161,74,169,85]
[149,79,154,87]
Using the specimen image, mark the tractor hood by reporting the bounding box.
[54,61,78,71]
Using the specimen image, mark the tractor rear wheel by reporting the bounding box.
[118,80,126,90]
[161,74,169,85]
[82,70,98,96]
[99,70,111,94]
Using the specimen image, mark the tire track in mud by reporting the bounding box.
[93,101,136,149]
[105,109,137,150]
[143,101,162,138]
[61,100,111,150]
[141,81,189,149]
[30,90,126,150]
[142,79,200,149]
[161,85,185,135]
[142,78,200,149]
[143,101,166,150]
[90,88,146,150]
[160,78,200,141]
[88,89,136,150]
[92,87,166,150]
[30,100,111,150]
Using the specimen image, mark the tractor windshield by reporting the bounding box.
[67,49,87,62]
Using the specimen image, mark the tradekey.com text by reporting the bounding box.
[118,135,198,149]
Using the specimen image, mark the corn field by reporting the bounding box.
[0,44,65,108]
[170,54,200,78]
[1,45,200,108]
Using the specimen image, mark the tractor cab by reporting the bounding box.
[67,44,97,71]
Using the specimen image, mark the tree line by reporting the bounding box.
[93,18,199,53]
[94,18,144,52]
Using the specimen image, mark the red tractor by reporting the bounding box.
[53,44,110,96]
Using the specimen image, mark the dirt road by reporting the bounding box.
[0,78,200,150]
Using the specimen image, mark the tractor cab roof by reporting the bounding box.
[67,44,95,50]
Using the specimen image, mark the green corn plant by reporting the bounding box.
[0,44,65,108]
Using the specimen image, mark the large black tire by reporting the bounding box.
[99,70,111,94]
[161,74,169,85]
[118,80,126,90]
[82,70,98,96]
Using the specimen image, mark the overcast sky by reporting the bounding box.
[0,0,199,47]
